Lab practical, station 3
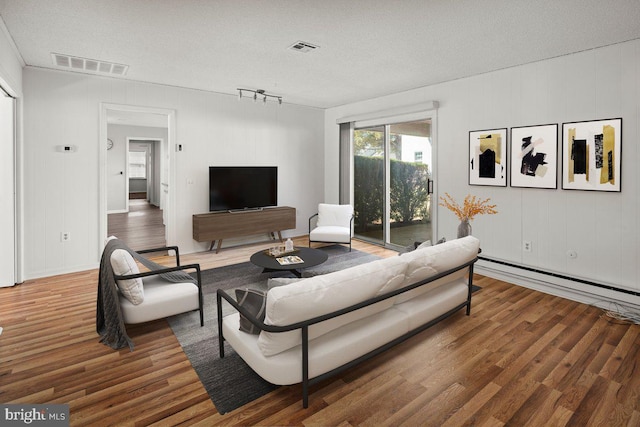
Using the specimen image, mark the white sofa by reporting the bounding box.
[217,236,480,407]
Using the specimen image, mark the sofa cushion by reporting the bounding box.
[235,289,266,335]
[394,280,469,330]
[258,255,407,356]
[399,239,432,255]
[395,236,479,304]
[224,306,409,385]
[417,240,433,250]
[110,249,144,305]
[316,203,353,227]
[119,276,199,324]
[267,277,301,290]
[309,226,351,243]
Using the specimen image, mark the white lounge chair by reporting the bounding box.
[308,203,354,251]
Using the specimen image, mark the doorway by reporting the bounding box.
[99,104,176,252]
[106,138,165,250]
[128,140,157,204]
[353,119,433,250]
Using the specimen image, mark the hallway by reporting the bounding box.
[107,199,166,250]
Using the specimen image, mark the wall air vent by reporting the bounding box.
[51,53,129,76]
[288,41,319,53]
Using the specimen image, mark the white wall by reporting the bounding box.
[23,67,324,279]
[325,40,640,307]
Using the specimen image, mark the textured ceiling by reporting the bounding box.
[2,0,640,109]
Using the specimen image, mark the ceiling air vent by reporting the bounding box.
[288,41,319,53]
[51,53,129,76]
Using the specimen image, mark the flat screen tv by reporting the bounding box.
[209,166,278,212]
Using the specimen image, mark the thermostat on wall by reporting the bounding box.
[56,145,77,152]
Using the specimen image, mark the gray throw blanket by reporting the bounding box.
[96,238,196,351]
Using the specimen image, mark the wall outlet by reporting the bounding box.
[61,232,71,242]
[567,250,577,259]
[523,241,532,252]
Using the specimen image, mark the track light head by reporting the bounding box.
[237,88,283,106]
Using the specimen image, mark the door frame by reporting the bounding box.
[99,103,176,250]
[127,138,160,209]
[0,90,17,287]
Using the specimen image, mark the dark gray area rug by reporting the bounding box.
[167,245,380,415]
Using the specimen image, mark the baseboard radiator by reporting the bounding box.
[477,255,640,298]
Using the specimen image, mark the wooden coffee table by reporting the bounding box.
[250,247,329,278]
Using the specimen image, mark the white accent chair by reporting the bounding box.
[110,245,204,326]
[308,203,354,251]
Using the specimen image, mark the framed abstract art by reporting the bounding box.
[561,118,622,192]
[469,128,507,187]
[510,124,558,189]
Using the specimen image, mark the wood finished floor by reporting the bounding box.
[107,199,166,251]
[1,234,639,425]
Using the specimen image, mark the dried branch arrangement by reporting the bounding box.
[439,193,498,221]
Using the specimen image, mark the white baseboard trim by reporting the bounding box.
[26,262,99,281]
[475,260,640,312]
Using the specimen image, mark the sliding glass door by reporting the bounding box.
[353,119,432,249]
[388,121,432,247]
[353,126,385,242]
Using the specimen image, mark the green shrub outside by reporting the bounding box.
[354,155,431,232]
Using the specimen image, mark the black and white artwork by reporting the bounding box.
[562,118,622,192]
[510,124,558,189]
[469,128,507,187]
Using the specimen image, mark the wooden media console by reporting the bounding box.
[192,206,296,253]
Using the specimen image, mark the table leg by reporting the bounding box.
[260,267,302,278]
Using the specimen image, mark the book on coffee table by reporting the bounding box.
[276,255,304,265]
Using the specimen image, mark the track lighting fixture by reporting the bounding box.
[237,88,282,106]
